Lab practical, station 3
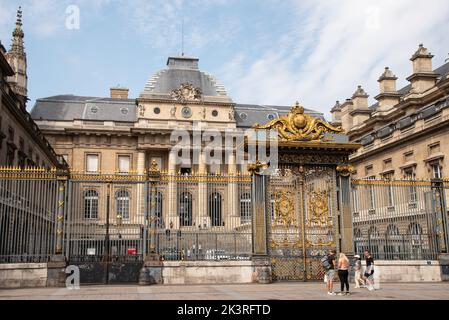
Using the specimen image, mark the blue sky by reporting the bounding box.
[1,0,449,117]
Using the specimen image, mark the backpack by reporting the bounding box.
[321,255,332,270]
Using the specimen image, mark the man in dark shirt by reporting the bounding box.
[325,250,337,295]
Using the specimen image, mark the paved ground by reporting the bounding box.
[1,282,449,300]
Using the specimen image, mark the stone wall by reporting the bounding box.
[363,260,443,283]
[162,261,254,285]
[0,263,48,289]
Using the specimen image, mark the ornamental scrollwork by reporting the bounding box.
[307,190,331,227]
[247,160,269,175]
[253,101,344,142]
[170,83,202,102]
[273,190,296,227]
[336,164,355,177]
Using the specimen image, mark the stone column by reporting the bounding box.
[198,151,210,228]
[167,151,179,229]
[337,165,355,255]
[227,151,239,229]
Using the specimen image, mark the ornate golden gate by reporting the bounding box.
[249,101,360,282]
[269,165,338,281]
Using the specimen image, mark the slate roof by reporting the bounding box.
[234,104,324,128]
[31,56,324,126]
[142,57,228,97]
[31,95,137,122]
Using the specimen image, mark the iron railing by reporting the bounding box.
[0,169,254,263]
[351,179,449,260]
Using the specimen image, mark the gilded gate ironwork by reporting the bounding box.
[268,165,338,281]
[250,101,359,282]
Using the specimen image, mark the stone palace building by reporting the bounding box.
[0,8,63,169]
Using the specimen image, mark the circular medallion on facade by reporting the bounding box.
[121,108,129,115]
[90,106,99,114]
[240,112,248,120]
[181,107,192,118]
[212,110,219,117]
[154,107,161,114]
[267,114,275,120]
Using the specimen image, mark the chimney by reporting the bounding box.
[350,86,371,129]
[406,44,437,94]
[340,98,354,133]
[330,101,342,126]
[374,67,401,112]
[110,86,129,99]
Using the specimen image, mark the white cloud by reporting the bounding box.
[222,0,449,117]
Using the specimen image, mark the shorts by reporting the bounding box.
[326,269,335,280]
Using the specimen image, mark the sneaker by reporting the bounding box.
[368,286,375,291]
[328,292,336,295]
[337,292,344,296]
[345,292,350,296]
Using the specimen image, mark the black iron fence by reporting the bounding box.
[351,179,449,260]
[0,168,253,263]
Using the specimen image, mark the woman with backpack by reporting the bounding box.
[322,249,337,295]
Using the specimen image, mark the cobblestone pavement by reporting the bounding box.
[1,282,449,300]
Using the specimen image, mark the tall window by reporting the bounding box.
[116,190,130,220]
[155,192,163,228]
[178,192,192,227]
[240,193,252,224]
[383,173,395,207]
[86,154,99,173]
[84,190,99,219]
[118,155,131,173]
[368,226,380,239]
[208,192,223,227]
[431,163,442,179]
[408,223,423,236]
[404,168,417,203]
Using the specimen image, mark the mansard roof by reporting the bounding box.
[141,56,231,103]
[31,95,137,122]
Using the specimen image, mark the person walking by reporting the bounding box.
[364,250,375,291]
[322,249,337,295]
[337,253,350,295]
[353,254,365,289]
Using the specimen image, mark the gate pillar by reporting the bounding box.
[337,165,355,255]
[249,161,272,284]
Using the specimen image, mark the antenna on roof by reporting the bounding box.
[181,13,185,57]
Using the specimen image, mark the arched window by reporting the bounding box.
[116,190,130,220]
[240,193,251,224]
[209,192,222,227]
[155,192,163,228]
[84,190,98,219]
[386,225,400,237]
[178,192,192,227]
[368,226,380,239]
